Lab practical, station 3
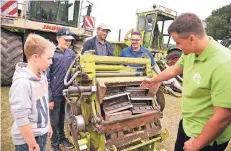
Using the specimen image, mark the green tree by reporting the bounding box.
[205,3,231,40]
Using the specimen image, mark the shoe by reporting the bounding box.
[51,145,61,151]
[60,138,74,149]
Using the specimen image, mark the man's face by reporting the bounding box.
[33,48,54,72]
[57,36,72,50]
[171,32,196,55]
[131,34,141,50]
[97,28,109,40]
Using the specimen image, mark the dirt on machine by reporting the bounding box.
[63,51,169,151]
[1,2,177,150]
[1,0,95,86]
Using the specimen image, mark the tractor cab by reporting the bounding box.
[28,0,80,27]
[136,4,177,51]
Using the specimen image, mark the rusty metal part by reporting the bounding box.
[72,115,85,132]
[125,87,149,97]
[96,111,162,134]
[106,120,162,148]
[69,123,79,149]
[103,94,133,114]
[156,89,166,112]
[97,81,107,104]
[71,115,85,150]
[131,106,154,114]
[103,92,130,101]
[65,102,81,124]
[68,86,92,94]
[105,110,132,121]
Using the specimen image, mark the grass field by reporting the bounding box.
[1,87,231,151]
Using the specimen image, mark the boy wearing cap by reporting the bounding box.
[47,27,75,151]
[82,23,114,56]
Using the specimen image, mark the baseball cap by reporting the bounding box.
[57,27,74,40]
[97,23,111,32]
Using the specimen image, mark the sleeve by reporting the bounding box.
[46,66,53,102]
[211,61,231,108]
[71,49,76,57]
[176,53,185,68]
[147,51,156,65]
[120,49,125,57]
[9,80,32,126]
[81,40,89,55]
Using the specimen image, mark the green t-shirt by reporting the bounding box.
[177,39,231,145]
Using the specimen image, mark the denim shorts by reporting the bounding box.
[15,133,48,151]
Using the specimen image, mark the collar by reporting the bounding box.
[96,37,106,45]
[55,47,66,53]
[130,46,144,53]
[195,37,214,62]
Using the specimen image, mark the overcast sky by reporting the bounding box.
[87,0,230,41]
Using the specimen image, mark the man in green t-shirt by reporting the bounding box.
[141,13,231,151]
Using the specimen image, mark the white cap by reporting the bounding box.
[97,23,111,32]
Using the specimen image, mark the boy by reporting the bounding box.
[47,27,75,151]
[9,34,55,151]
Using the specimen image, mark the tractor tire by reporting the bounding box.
[156,89,165,112]
[166,50,182,66]
[220,37,231,48]
[1,29,23,86]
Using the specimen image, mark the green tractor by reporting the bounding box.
[1,0,94,86]
[111,4,182,66]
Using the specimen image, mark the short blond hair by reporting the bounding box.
[24,34,55,59]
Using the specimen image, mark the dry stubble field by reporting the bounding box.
[1,87,231,151]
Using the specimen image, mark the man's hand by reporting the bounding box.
[183,137,200,151]
[140,78,156,88]
[49,101,54,110]
[48,122,53,138]
[29,142,40,151]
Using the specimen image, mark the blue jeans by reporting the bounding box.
[15,133,47,151]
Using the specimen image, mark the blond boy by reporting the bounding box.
[9,34,55,151]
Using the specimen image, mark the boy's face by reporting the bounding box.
[33,48,54,72]
[57,36,72,50]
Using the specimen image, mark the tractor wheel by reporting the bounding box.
[220,37,231,48]
[156,89,165,112]
[166,50,182,66]
[1,29,23,86]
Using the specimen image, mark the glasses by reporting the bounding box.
[131,39,141,42]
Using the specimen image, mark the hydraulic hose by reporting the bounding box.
[64,57,81,86]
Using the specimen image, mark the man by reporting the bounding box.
[47,27,75,151]
[120,31,156,66]
[81,23,114,56]
[141,13,231,151]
